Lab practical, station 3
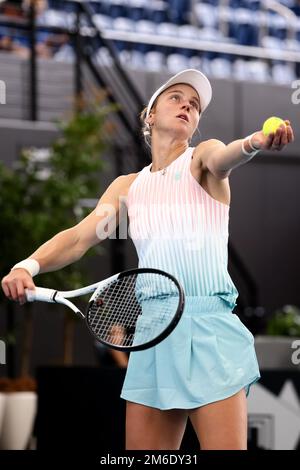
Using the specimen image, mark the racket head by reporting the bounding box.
[85,268,185,352]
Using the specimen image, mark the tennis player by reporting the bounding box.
[1,69,294,450]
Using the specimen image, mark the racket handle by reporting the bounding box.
[25,287,57,303]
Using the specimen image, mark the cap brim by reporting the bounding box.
[146,69,212,118]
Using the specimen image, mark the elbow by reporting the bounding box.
[208,153,232,179]
[209,160,231,179]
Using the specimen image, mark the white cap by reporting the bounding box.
[146,69,212,119]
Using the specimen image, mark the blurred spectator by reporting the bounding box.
[0,0,23,17]
[0,0,70,59]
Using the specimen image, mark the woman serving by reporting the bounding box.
[1,69,294,450]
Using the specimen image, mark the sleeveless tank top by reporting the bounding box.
[126,147,238,308]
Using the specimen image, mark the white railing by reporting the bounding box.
[100,29,300,63]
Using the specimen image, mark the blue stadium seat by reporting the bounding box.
[129,49,146,69]
[112,17,135,32]
[38,9,73,28]
[194,3,217,29]
[178,25,201,40]
[127,6,147,22]
[156,22,179,37]
[107,2,126,19]
[268,13,288,40]
[284,38,300,51]
[233,59,261,82]
[167,0,191,25]
[135,20,157,35]
[232,8,257,46]
[166,53,189,73]
[246,60,271,82]
[144,50,166,71]
[93,14,113,30]
[261,35,284,50]
[94,46,114,67]
[149,9,169,24]
[232,59,251,81]
[188,54,202,70]
[198,27,222,41]
[54,44,75,62]
[272,62,296,84]
[210,57,232,78]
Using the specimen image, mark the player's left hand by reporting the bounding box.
[251,120,295,152]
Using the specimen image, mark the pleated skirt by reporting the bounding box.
[121,296,260,410]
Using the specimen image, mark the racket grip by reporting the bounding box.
[25,287,56,303]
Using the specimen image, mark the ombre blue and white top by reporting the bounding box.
[127,146,239,309]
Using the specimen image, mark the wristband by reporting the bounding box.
[11,259,40,277]
[242,133,261,158]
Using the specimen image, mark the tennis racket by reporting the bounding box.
[25,267,185,352]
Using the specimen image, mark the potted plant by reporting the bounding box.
[0,98,115,448]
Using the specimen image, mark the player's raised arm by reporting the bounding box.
[196,119,294,179]
[1,174,131,304]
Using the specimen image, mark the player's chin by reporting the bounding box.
[172,125,192,140]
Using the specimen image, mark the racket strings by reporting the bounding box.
[87,272,179,348]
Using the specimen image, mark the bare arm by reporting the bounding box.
[29,174,129,273]
[196,120,294,179]
[1,174,133,303]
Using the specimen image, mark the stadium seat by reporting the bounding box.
[272,63,297,84]
[247,60,271,82]
[188,55,203,70]
[166,53,189,73]
[94,47,114,67]
[112,17,135,32]
[210,57,232,79]
[261,35,284,50]
[156,22,179,37]
[194,3,218,29]
[198,27,222,41]
[54,44,75,63]
[144,51,166,71]
[129,49,145,69]
[232,58,271,82]
[93,14,113,30]
[232,58,251,81]
[178,25,201,40]
[135,20,157,35]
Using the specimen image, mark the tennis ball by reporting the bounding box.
[262,116,285,136]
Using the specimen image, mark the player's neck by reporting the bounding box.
[150,139,188,172]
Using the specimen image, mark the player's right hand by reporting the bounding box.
[1,269,36,305]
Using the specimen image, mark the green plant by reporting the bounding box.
[0,103,115,375]
[266,305,300,337]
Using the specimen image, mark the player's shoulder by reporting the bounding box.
[194,138,225,154]
[111,173,139,194]
[115,172,139,186]
[193,139,226,169]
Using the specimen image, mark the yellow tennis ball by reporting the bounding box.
[262,116,285,136]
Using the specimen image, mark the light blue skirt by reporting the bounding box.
[120,296,260,410]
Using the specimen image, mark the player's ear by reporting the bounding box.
[146,114,154,127]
